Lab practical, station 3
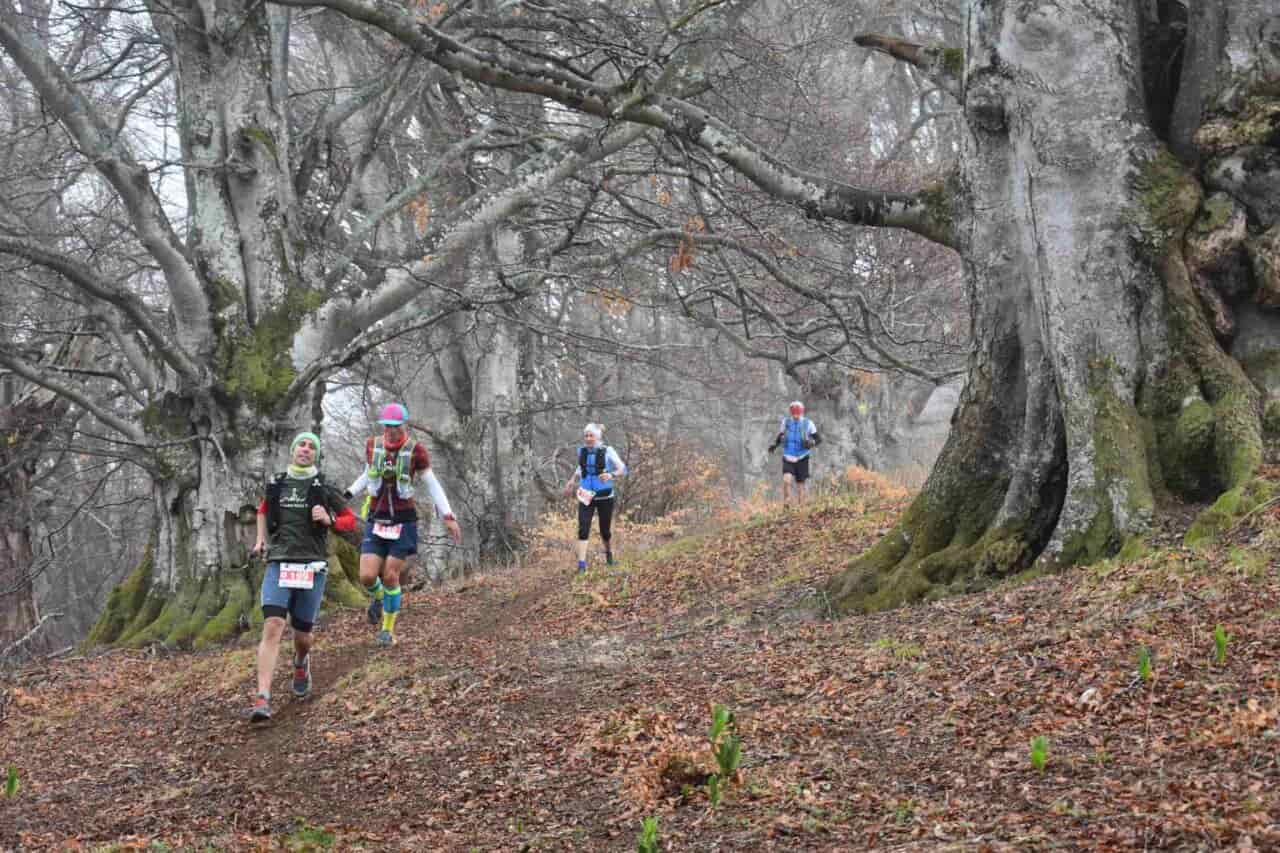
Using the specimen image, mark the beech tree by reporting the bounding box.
[275,0,1280,611]
[4,0,1276,644]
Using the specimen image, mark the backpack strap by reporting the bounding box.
[265,472,288,533]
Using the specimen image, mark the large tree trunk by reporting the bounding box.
[0,416,41,654]
[827,0,1278,612]
[84,2,358,647]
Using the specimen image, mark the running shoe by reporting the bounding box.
[291,655,312,698]
[247,694,272,723]
[367,596,383,626]
[375,629,395,647]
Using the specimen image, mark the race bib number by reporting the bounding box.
[373,522,403,540]
[279,561,320,590]
[577,487,594,506]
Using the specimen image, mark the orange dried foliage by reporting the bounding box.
[409,195,430,236]
[844,465,910,499]
[851,369,881,391]
[593,288,632,318]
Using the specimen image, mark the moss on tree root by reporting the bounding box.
[1184,477,1277,547]
[825,474,1026,614]
[88,533,367,650]
[84,548,154,647]
[324,534,367,608]
[1140,149,1263,498]
[1054,362,1156,568]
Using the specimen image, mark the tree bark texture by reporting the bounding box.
[827,0,1279,612]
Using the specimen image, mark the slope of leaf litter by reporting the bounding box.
[1,483,1277,850]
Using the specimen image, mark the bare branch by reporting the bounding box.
[0,234,201,382]
[853,34,962,102]
[0,17,211,344]
[267,0,956,248]
[324,128,494,288]
[0,350,144,441]
[295,122,649,362]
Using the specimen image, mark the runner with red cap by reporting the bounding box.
[346,402,462,646]
[767,401,822,504]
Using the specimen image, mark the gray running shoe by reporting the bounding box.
[367,596,383,625]
[248,694,272,723]
[291,655,312,698]
[375,629,395,647]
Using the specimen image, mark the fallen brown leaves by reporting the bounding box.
[2,483,1278,851]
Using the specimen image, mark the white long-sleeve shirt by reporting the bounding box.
[347,468,453,519]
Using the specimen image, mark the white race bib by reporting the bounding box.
[373,522,403,540]
[577,487,594,506]
[279,561,324,590]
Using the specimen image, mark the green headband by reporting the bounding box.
[290,431,321,457]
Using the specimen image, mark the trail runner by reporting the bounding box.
[346,403,462,646]
[248,432,357,722]
[562,422,627,574]
[767,401,822,504]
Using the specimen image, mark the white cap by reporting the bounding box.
[583,423,603,439]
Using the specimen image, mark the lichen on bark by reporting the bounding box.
[220,285,325,413]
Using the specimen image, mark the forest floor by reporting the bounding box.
[2,472,1279,851]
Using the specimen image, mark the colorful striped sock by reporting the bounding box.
[382,586,401,633]
[366,578,385,600]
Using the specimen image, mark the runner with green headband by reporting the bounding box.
[246,431,357,722]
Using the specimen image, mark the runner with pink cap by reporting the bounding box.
[346,402,462,646]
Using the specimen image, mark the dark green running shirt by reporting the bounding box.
[266,475,348,562]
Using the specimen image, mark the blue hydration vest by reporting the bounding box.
[579,446,614,498]
[783,417,813,459]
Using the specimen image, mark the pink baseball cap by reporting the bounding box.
[376,402,408,425]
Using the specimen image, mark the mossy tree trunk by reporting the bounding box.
[3,0,645,647]
[826,0,1278,613]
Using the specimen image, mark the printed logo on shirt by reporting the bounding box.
[281,486,308,509]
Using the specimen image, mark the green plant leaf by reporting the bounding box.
[1137,645,1153,682]
[716,734,742,777]
[636,815,659,853]
[709,704,731,743]
[5,766,17,798]
[1029,736,1049,772]
[1213,624,1230,665]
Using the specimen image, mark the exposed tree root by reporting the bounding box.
[86,532,368,649]
[826,154,1265,616]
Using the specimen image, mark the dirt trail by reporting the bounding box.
[4,493,1280,851]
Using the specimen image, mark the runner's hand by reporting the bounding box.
[251,539,266,558]
[443,516,463,545]
[563,483,574,497]
[311,505,332,525]
[767,443,777,455]
[600,472,613,482]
